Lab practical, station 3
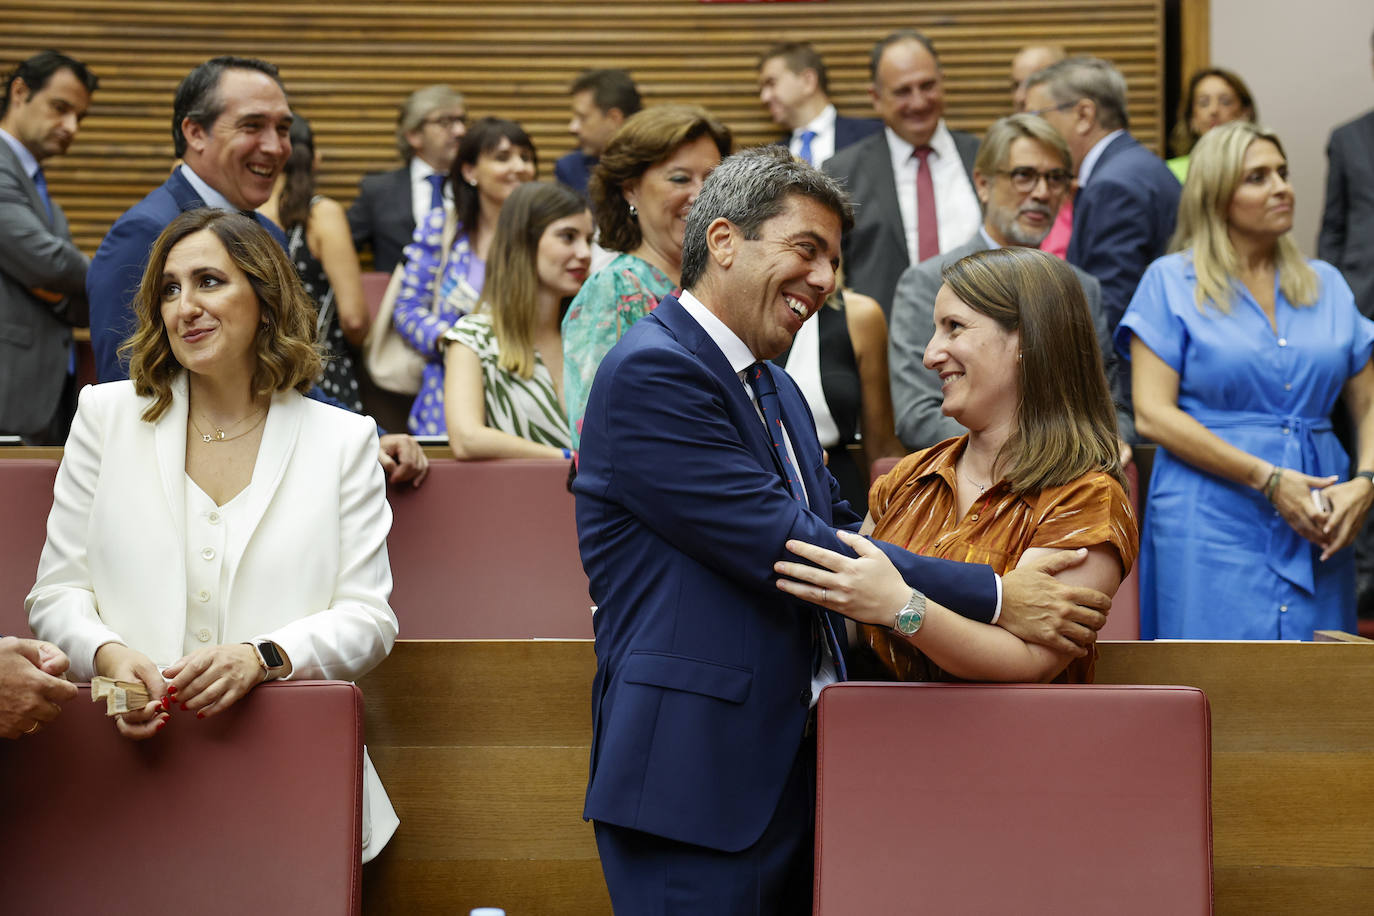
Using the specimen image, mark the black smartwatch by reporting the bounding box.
[244,640,285,678]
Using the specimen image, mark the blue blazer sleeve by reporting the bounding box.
[87,210,163,382]
[577,337,997,622]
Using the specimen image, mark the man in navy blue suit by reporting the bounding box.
[1023,57,1180,437]
[757,41,880,169]
[555,69,641,197]
[574,146,1111,915]
[87,56,292,384]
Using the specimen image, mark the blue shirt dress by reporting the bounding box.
[1117,253,1374,639]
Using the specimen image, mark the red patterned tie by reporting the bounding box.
[914,147,939,262]
[747,362,802,502]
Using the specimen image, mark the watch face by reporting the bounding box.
[895,608,923,636]
[257,641,284,668]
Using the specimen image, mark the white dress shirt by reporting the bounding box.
[180,164,237,211]
[789,103,839,168]
[885,121,982,263]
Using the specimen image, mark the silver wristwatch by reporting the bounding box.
[894,588,927,636]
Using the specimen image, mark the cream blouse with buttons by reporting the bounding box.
[182,476,254,658]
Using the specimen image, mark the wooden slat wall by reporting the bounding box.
[6,0,1164,258]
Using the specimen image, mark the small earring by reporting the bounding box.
[467,179,477,187]
[628,204,638,218]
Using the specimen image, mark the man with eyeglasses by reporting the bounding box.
[1021,57,1178,438]
[347,84,467,273]
[889,113,1132,451]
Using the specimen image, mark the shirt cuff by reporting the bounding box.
[991,573,1003,625]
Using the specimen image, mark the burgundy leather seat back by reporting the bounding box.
[360,270,392,321]
[0,459,58,637]
[386,458,592,637]
[815,683,1212,916]
[0,680,364,915]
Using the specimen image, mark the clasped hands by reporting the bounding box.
[773,531,1110,656]
[1269,469,1374,562]
[93,642,268,740]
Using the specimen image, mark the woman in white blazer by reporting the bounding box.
[26,208,400,859]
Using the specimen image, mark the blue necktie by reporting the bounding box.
[32,167,53,224]
[746,362,848,680]
[426,173,445,212]
[796,129,816,166]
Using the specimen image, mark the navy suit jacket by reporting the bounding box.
[346,165,412,274]
[1319,109,1374,318]
[87,168,287,383]
[574,294,996,852]
[554,150,597,196]
[824,127,980,318]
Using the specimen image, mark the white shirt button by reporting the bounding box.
[1279,605,1288,613]
[1278,338,1288,347]
[1284,383,1292,391]
[196,589,210,603]
[208,511,220,524]
[1282,427,1290,435]
[201,547,215,560]
[196,627,212,641]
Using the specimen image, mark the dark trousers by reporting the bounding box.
[2,371,76,446]
[593,733,817,916]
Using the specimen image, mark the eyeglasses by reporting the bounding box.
[422,114,467,130]
[996,167,1073,193]
[1026,100,1078,118]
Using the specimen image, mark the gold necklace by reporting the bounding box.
[190,406,267,443]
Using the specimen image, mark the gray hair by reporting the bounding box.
[974,113,1072,175]
[680,145,853,290]
[396,84,465,159]
[1025,56,1129,131]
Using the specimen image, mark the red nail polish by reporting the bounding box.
[155,718,167,731]
[167,684,177,695]
[196,711,206,720]
[180,702,187,711]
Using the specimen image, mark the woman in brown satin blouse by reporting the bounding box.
[777,247,1138,683]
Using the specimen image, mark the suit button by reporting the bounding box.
[799,688,811,706]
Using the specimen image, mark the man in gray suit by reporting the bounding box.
[0,50,97,443]
[889,113,1132,452]
[824,30,981,319]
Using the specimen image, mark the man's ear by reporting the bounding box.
[181,116,208,155]
[7,77,30,110]
[868,83,881,112]
[1074,99,1098,136]
[972,169,991,206]
[705,217,737,269]
[607,108,626,129]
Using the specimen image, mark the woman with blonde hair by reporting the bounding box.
[1119,120,1374,639]
[443,182,591,458]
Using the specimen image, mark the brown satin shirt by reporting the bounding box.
[862,436,1140,684]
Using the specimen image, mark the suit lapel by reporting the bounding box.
[0,141,53,227]
[865,135,907,256]
[234,388,302,559]
[154,374,192,555]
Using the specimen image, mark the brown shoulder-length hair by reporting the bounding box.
[940,247,1126,494]
[483,181,589,378]
[589,104,732,254]
[122,208,322,422]
[1169,67,1256,157]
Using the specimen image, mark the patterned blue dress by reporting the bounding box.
[392,207,484,435]
[1117,253,1374,639]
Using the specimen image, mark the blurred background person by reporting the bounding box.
[556,68,641,196]
[348,84,467,274]
[260,115,369,413]
[1009,43,1064,113]
[778,247,1135,683]
[1120,122,1374,640]
[1167,67,1256,183]
[562,104,730,450]
[444,182,590,459]
[757,40,879,168]
[393,117,536,435]
[27,209,399,858]
[774,279,902,512]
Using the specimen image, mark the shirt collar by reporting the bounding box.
[978,226,1000,250]
[885,120,954,173]
[410,157,444,182]
[179,164,237,211]
[0,127,39,179]
[1076,129,1124,187]
[795,103,837,139]
[678,289,757,376]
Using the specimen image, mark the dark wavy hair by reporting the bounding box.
[123,209,321,422]
[448,117,536,233]
[277,115,316,232]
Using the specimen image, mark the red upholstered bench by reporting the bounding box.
[0,680,365,914]
[815,682,1212,915]
[386,458,592,638]
[0,458,58,637]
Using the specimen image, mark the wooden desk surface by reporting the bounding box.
[358,639,1374,915]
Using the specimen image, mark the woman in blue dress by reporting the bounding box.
[1118,121,1374,639]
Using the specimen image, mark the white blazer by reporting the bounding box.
[27,376,397,680]
[26,376,401,859]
